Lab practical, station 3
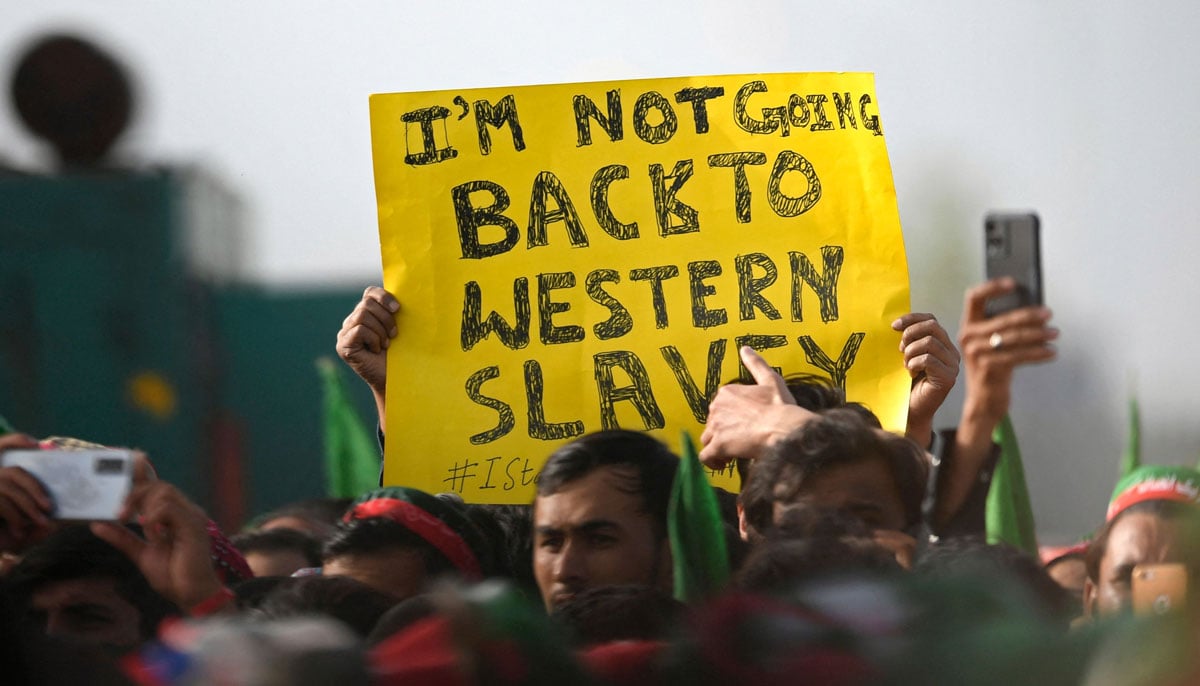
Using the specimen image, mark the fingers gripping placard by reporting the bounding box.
[371,73,911,502]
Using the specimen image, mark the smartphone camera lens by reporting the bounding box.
[95,457,125,474]
[1153,594,1172,615]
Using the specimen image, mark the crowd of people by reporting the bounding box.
[2,276,1199,685]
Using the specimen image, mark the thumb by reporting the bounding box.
[740,346,793,402]
[90,521,146,562]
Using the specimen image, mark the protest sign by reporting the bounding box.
[371,72,910,502]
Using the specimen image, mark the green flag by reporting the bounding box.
[1120,395,1141,478]
[0,413,13,435]
[316,357,381,499]
[668,432,730,603]
[985,414,1038,555]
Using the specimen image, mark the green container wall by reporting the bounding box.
[213,288,378,521]
[0,172,207,491]
[0,171,378,524]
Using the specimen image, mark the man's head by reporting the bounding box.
[232,528,323,578]
[735,510,903,594]
[254,576,398,638]
[252,497,354,542]
[323,487,488,601]
[6,524,179,654]
[1084,500,1200,617]
[739,409,927,541]
[916,537,1074,630]
[532,430,679,610]
[1084,466,1200,618]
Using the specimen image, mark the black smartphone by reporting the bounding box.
[984,212,1042,317]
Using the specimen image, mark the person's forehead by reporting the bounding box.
[1105,512,1181,565]
[534,467,649,528]
[259,516,331,538]
[792,458,897,497]
[31,577,125,609]
[328,547,425,572]
[245,549,309,571]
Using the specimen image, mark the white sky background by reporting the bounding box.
[2,1,1198,539]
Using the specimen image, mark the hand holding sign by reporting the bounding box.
[371,73,912,500]
[337,286,399,431]
[699,346,814,470]
[892,312,960,448]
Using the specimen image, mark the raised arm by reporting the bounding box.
[893,312,961,449]
[699,346,816,470]
[91,479,232,615]
[336,286,400,433]
[934,277,1057,528]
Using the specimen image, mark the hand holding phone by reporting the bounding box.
[0,434,53,547]
[90,480,228,613]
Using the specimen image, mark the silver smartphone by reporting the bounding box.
[984,212,1043,317]
[1,449,133,520]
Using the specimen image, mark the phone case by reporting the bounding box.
[1132,563,1188,616]
[984,212,1042,317]
[0,449,132,520]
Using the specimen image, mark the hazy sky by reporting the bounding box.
[3,1,1199,538]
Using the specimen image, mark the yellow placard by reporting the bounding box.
[371,72,910,503]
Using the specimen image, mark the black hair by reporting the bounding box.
[364,594,439,647]
[6,524,179,639]
[535,430,679,537]
[231,528,323,568]
[250,497,354,541]
[323,517,457,578]
[735,505,901,593]
[550,584,685,646]
[739,409,928,537]
[468,504,536,595]
[736,536,901,594]
[916,536,1074,631]
[231,576,291,612]
[253,576,398,638]
[782,374,880,425]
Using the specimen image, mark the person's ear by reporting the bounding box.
[1082,576,1098,619]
